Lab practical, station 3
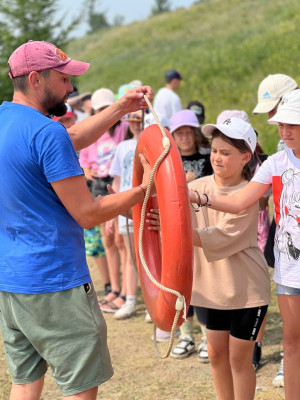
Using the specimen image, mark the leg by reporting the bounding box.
[206,329,234,400]
[229,336,256,400]
[278,294,300,400]
[114,233,137,320]
[63,386,98,400]
[94,256,110,291]
[100,222,121,295]
[10,376,44,400]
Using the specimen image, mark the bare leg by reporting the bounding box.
[10,376,44,400]
[100,222,121,295]
[278,294,300,400]
[63,386,98,400]
[229,336,256,400]
[206,329,234,400]
[94,256,110,288]
[123,233,137,296]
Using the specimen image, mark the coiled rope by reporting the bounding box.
[137,96,187,358]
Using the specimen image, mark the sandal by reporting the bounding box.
[170,337,196,359]
[99,290,119,306]
[100,295,126,313]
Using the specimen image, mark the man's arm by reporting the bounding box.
[51,155,150,229]
[68,86,153,151]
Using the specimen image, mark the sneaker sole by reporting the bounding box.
[170,349,196,359]
[114,311,136,320]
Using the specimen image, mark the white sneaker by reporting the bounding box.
[272,355,284,387]
[198,337,209,362]
[114,302,136,320]
[145,311,152,323]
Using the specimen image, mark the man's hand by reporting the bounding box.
[117,86,153,115]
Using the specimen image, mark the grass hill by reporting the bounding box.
[67,0,300,154]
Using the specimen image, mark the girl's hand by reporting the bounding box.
[146,209,160,231]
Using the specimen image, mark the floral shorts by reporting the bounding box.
[84,226,105,257]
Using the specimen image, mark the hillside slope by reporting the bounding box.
[67,0,299,153]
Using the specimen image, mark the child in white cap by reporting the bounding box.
[148,117,271,397]
[190,89,300,400]
[187,117,270,400]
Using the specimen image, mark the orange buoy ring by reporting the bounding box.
[132,124,193,332]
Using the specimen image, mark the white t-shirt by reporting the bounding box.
[252,148,300,288]
[153,87,182,125]
[110,139,138,229]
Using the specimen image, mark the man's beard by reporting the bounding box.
[44,86,68,117]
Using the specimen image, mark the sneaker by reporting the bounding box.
[152,327,180,342]
[253,342,262,371]
[170,337,196,359]
[114,302,136,320]
[198,337,209,362]
[145,311,153,323]
[272,355,284,387]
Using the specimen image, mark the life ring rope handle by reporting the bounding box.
[138,96,187,358]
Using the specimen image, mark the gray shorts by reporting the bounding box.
[0,282,113,396]
[276,283,300,295]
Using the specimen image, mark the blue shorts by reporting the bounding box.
[276,283,300,295]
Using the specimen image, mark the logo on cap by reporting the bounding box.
[262,91,271,99]
[223,119,232,125]
[55,48,68,61]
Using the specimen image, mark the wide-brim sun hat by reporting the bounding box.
[202,117,257,153]
[268,89,300,125]
[170,109,200,134]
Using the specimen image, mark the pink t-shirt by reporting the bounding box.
[79,120,128,178]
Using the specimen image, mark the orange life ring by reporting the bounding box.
[132,124,193,332]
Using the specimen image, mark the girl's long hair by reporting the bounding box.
[211,129,253,181]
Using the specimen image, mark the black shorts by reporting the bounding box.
[206,305,268,341]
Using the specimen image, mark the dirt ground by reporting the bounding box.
[0,258,285,400]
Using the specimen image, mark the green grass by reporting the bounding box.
[67,0,300,155]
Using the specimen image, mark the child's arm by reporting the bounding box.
[189,181,269,213]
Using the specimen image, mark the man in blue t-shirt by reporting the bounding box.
[0,40,152,399]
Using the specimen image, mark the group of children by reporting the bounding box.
[55,73,300,400]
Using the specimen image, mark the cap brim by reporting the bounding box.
[92,101,114,110]
[268,109,300,125]
[54,59,90,76]
[170,121,199,134]
[124,118,142,122]
[253,99,279,114]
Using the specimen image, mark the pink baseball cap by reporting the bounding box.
[169,109,200,133]
[8,40,90,78]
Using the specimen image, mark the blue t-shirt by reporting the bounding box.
[0,102,91,294]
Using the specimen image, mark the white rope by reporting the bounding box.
[138,96,187,358]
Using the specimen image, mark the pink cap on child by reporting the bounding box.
[8,41,89,78]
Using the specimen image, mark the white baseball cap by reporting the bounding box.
[202,117,257,153]
[268,89,300,125]
[91,88,114,110]
[253,74,298,114]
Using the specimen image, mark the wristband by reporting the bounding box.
[190,189,202,212]
[138,185,146,197]
[202,193,211,207]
